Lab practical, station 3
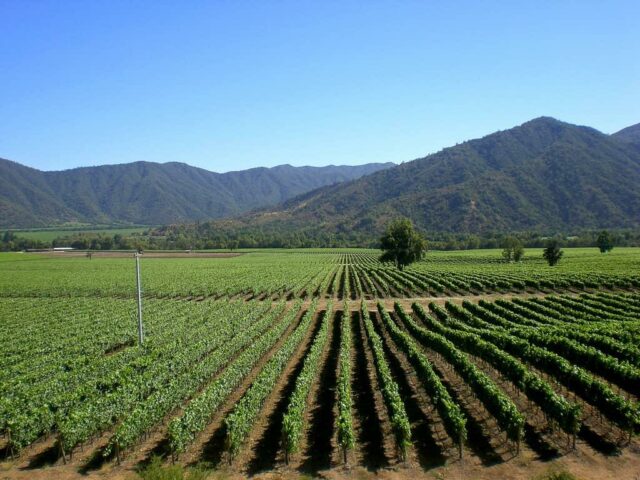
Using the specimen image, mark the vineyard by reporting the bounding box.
[2,248,640,300]
[1,248,639,479]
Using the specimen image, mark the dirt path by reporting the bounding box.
[282,290,579,313]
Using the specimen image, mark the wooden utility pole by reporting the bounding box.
[135,252,144,345]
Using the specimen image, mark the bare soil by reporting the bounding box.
[3,448,640,480]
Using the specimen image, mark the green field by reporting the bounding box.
[1,247,638,298]
[12,226,150,242]
[1,248,639,479]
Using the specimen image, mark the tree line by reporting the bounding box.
[0,225,637,253]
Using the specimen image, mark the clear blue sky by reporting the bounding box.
[1,1,638,172]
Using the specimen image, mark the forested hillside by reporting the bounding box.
[612,122,640,146]
[188,117,640,239]
[0,160,393,227]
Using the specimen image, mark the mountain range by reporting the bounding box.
[0,161,394,228]
[199,117,640,237]
[2,116,639,235]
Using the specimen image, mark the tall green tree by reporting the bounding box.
[379,218,427,270]
[501,236,524,262]
[596,230,614,253]
[543,239,564,266]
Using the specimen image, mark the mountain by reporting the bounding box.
[612,123,640,146]
[206,117,640,237]
[0,160,394,228]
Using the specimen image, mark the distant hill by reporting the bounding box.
[612,122,640,146]
[201,117,640,237]
[0,160,394,228]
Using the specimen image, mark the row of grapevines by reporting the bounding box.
[576,295,639,319]
[471,301,640,392]
[342,264,352,299]
[376,303,467,457]
[57,301,263,454]
[411,271,455,292]
[512,298,585,326]
[544,296,630,323]
[336,302,355,462]
[496,299,640,366]
[0,298,133,376]
[495,299,572,327]
[593,293,640,315]
[445,302,640,435]
[315,266,337,297]
[392,303,524,449]
[330,265,343,296]
[350,266,364,298]
[399,269,442,294]
[5,299,210,452]
[370,269,406,296]
[524,298,638,343]
[367,269,391,296]
[353,265,377,297]
[424,303,581,437]
[167,300,303,454]
[224,300,319,457]
[281,302,333,460]
[378,268,415,294]
[591,292,640,313]
[105,302,284,458]
[360,302,412,460]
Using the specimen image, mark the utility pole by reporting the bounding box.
[135,251,144,345]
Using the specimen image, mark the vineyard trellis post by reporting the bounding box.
[135,251,144,345]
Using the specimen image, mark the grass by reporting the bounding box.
[534,468,580,480]
[137,456,209,480]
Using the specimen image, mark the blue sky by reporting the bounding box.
[1,1,638,172]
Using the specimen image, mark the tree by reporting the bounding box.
[2,231,15,243]
[543,239,563,266]
[379,218,427,270]
[596,230,614,253]
[501,236,524,262]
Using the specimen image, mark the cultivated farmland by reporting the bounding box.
[0,248,639,480]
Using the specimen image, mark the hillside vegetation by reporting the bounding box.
[0,161,393,228]
[195,117,640,238]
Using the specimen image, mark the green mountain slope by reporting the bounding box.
[208,117,640,236]
[612,122,640,146]
[0,160,394,228]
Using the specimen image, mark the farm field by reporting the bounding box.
[1,248,639,480]
[11,227,151,242]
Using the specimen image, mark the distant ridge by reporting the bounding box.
[195,117,640,237]
[0,160,394,228]
[612,122,640,145]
